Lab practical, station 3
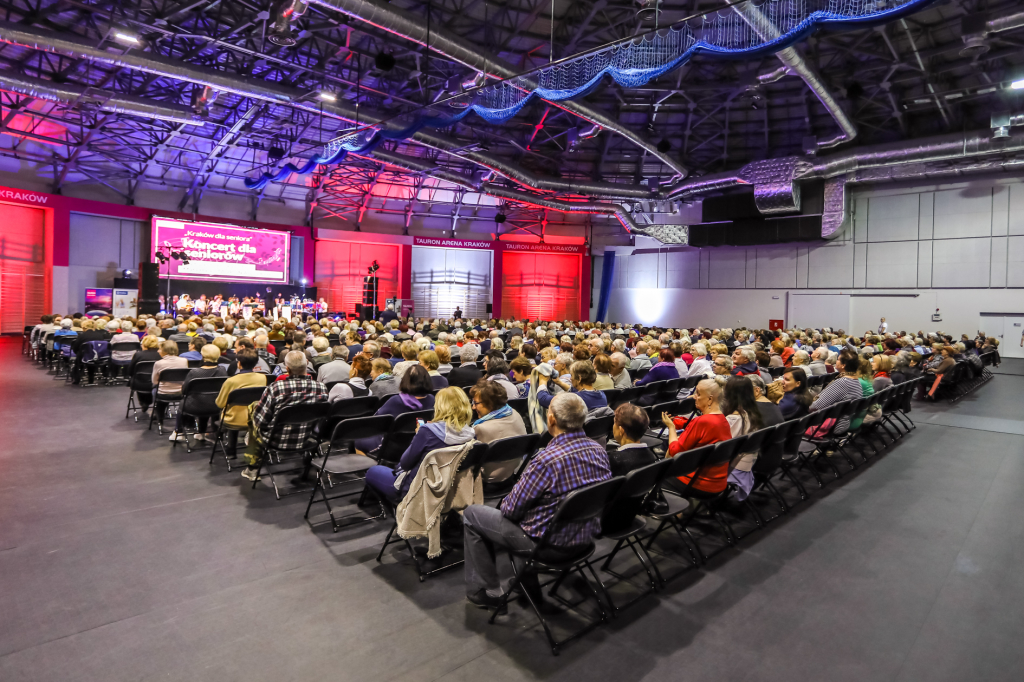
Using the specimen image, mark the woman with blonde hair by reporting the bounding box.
[364,386,475,503]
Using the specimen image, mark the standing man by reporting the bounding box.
[878,317,888,335]
[453,305,463,320]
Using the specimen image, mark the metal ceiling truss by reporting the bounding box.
[0,0,1019,237]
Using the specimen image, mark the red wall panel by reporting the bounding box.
[500,252,581,321]
[0,203,45,333]
[314,241,400,315]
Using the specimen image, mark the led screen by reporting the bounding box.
[151,217,290,283]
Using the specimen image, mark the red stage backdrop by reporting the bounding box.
[152,217,290,284]
[499,243,585,321]
[0,203,46,334]
[314,239,400,314]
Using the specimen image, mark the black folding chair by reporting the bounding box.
[175,341,190,354]
[481,433,542,500]
[251,402,332,499]
[176,376,228,452]
[304,415,394,531]
[373,410,434,464]
[507,398,531,432]
[125,361,155,420]
[488,477,625,655]
[594,458,675,608]
[209,385,268,471]
[611,386,643,408]
[582,414,614,442]
[148,368,191,434]
[375,441,488,581]
[320,395,380,440]
[108,342,139,384]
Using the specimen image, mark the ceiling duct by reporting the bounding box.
[732,2,857,150]
[0,69,204,124]
[304,0,688,180]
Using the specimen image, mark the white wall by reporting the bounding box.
[601,175,1024,334]
[66,213,147,313]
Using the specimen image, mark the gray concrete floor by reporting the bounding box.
[1,338,1022,682]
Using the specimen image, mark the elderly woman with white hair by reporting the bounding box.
[687,342,713,378]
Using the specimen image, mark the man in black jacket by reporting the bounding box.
[447,344,482,388]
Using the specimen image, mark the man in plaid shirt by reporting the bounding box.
[463,392,611,611]
[241,351,328,481]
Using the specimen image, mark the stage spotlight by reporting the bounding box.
[494,212,507,224]
[375,51,396,72]
[268,145,286,161]
[301,278,307,284]
[113,31,142,46]
[122,269,132,278]
[657,139,671,153]
[268,0,308,47]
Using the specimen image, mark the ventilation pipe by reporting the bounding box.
[733,2,857,150]
[305,0,688,180]
[0,69,203,124]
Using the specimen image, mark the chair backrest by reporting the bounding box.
[81,340,110,362]
[613,458,674,502]
[769,366,785,378]
[601,389,622,407]
[328,414,394,445]
[225,385,268,407]
[582,414,614,441]
[393,409,435,433]
[183,376,228,396]
[481,433,541,465]
[158,367,192,384]
[784,414,814,453]
[456,441,489,474]
[187,359,204,368]
[740,425,771,454]
[328,395,380,419]
[681,375,702,390]
[175,341,190,354]
[507,398,530,427]
[664,442,716,481]
[633,367,650,382]
[752,422,789,474]
[645,401,681,422]
[109,342,139,352]
[546,477,625,527]
[130,361,156,388]
[273,402,331,428]
[613,386,643,407]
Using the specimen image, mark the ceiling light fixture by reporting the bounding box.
[319,91,337,102]
[113,32,141,45]
[1012,79,1024,90]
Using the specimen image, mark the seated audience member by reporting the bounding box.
[483,354,518,399]
[768,367,813,420]
[169,343,228,442]
[356,366,437,454]
[635,349,680,385]
[687,343,713,378]
[470,379,528,480]
[109,322,141,361]
[214,349,268,459]
[447,345,482,388]
[309,337,332,370]
[721,376,763,501]
[609,352,632,389]
[891,351,921,385]
[808,349,865,433]
[151,340,189,423]
[592,354,615,390]
[435,345,453,374]
[127,334,162,413]
[180,336,205,361]
[536,360,609,412]
[510,355,534,398]
[628,341,653,371]
[768,339,785,368]
[393,341,420,378]
[872,354,893,392]
[462,393,612,610]
[748,374,784,426]
[71,318,113,384]
[419,350,449,390]
[367,357,399,399]
[167,324,191,344]
[240,351,328,481]
[365,386,476,504]
[608,403,658,477]
[730,346,759,376]
[329,355,373,401]
[806,347,829,376]
[659,378,733,495]
[317,345,351,384]
[924,345,956,400]
[712,354,733,376]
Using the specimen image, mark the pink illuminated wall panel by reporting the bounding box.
[500,251,581,321]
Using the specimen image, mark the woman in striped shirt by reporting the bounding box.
[809,349,866,433]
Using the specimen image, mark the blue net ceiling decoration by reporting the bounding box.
[246,0,935,190]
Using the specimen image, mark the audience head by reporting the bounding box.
[485,356,509,377]
[400,365,433,395]
[160,340,179,356]
[722,376,763,430]
[432,387,474,432]
[237,348,259,371]
[546,392,588,436]
[713,354,733,375]
[471,378,508,417]
[418,350,440,372]
[569,360,597,389]
[613,403,649,445]
[284,350,307,376]
[872,354,893,373]
[200,343,221,364]
[510,355,533,382]
[694,378,723,414]
[838,348,860,374]
[312,336,329,354]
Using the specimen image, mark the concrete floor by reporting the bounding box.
[1,337,1022,682]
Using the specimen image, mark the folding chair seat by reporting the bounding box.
[375,441,489,581]
[303,415,394,531]
[251,403,332,499]
[481,433,541,500]
[209,385,268,471]
[125,360,155,420]
[594,458,674,607]
[148,368,191,434]
[831,397,876,464]
[488,477,625,655]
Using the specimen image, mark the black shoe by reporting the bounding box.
[467,589,507,614]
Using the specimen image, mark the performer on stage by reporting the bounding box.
[177,294,192,314]
[194,294,208,314]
